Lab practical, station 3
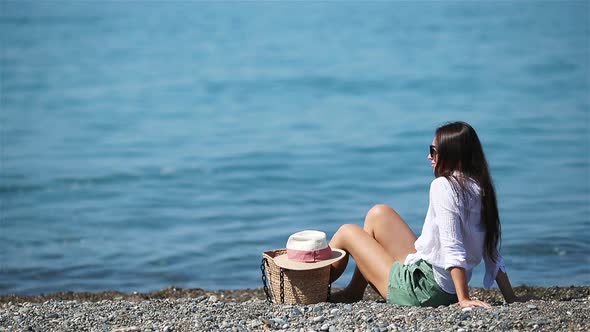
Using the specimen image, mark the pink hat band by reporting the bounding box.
[286,246,333,263]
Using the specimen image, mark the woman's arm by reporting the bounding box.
[450,267,491,308]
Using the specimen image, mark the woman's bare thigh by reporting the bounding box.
[329,224,396,299]
[363,204,418,263]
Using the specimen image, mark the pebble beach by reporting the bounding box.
[1,286,588,331]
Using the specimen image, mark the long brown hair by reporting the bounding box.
[434,121,501,262]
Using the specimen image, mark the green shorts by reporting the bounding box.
[387,259,458,307]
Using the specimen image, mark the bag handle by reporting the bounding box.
[260,257,286,304]
[279,267,285,304]
[260,257,272,303]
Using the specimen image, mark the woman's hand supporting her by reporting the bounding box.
[450,267,492,308]
[450,267,532,308]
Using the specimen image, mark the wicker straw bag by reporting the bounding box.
[261,249,331,304]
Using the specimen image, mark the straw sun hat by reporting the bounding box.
[273,230,345,270]
[261,230,346,304]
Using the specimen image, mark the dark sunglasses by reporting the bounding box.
[429,145,437,157]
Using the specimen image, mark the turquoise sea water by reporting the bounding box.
[1,1,589,295]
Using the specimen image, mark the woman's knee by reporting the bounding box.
[337,223,362,237]
[367,204,395,217]
[365,204,397,225]
[332,223,363,245]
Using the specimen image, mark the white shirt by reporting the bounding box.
[405,176,506,294]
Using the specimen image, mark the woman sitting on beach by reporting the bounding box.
[329,121,522,307]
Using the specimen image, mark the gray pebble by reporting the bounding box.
[46,312,59,319]
[320,323,330,331]
[112,327,141,332]
[527,304,538,310]
[313,315,325,323]
[292,307,303,316]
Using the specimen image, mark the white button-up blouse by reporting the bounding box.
[405,176,506,294]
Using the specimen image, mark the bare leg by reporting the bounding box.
[329,204,417,302]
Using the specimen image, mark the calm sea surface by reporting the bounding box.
[1,2,589,295]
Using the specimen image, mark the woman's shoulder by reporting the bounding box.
[430,175,481,195]
[431,173,480,187]
[429,176,454,194]
[430,175,482,207]
[430,176,452,188]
